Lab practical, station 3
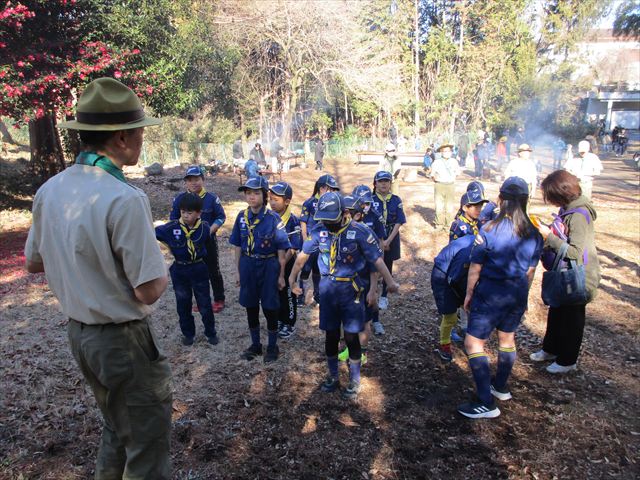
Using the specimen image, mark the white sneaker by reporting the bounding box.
[529,350,557,362]
[373,321,385,336]
[546,362,577,374]
[378,296,388,310]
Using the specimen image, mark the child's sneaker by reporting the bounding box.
[373,321,385,335]
[437,344,452,362]
[182,336,195,346]
[490,383,512,401]
[212,300,225,313]
[338,347,349,362]
[278,324,296,339]
[320,376,339,393]
[241,344,262,361]
[378,296,389,310]
[457,401,500,419]
[264,345,280,363]
[342,380,361,400]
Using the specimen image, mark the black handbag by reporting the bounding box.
[541,243,588,307]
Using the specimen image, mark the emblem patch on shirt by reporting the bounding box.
[173,229,181,236]
[474,234,484,245]
[320,231,328,238]
[277,221,285,230]
[346,230,356,239]
[366,234,376,244]
[373,202,379,207]
[240,217,246,225]
[460,225,467,232]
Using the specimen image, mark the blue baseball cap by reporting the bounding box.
[184,165,204,178]
[316,174,339,190]
[269,181,293,199]
[374,171,393,182]
[460,188,488,207]
[352,184,373,203]
[466,181,485,195]
[238,176,269,192]
[314,191,344,222]
[500,176,529,197]
[344,194,366,215]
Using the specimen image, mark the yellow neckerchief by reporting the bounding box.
[460,214,479,235]
[179,218,202,261]
[375,191,393,224]
[244,206,265,254]
[278,205,292,228]
[329,221,351,275]
[314,193,321,199]
[197,188,207,199]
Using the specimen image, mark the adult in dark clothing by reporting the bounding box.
[249,142,266,167]
[314,137,325,170]
[232,138,244,160]
[457,131,469,167]
[473,141,488,179]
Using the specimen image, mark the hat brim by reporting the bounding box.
[437,144,454,152]
[314,211,343,222]
[58,116,162,131]
[238,185,264,192]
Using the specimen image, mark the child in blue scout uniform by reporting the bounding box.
[245,157,259,178]
[449,185,488,242]
[299,174,340,306]
[288,192,399,400]
[156,193,219,346]
[268,181,303,339]
[458,177,543,419]
[170,165,227,313]
[230,177,291,363]
[372,171,406,322]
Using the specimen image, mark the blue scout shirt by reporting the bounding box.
[449,214,479,242]
[283,213,303,251]
[155,219,210,263]
[302,221,383,278]
[478,201,498,226]
[300,195,320,234]
[229,207,290,255]
[372,192,406,260]
[170,190,226,229]
[362,209,387,241]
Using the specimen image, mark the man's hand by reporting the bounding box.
[386,281,400,294]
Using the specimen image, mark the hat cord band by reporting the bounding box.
[76,109,145,125]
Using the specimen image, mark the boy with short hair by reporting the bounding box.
[157,193,219,346]
[170,166,226,312]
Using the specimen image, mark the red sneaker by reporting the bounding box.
[212,301,225,313]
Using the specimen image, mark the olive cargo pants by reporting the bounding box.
[434,182,455,228]
[68,318,173,480]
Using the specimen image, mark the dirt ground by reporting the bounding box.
[0,147,639,480]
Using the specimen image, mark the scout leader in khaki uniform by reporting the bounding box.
[431,142,460,230]
[25,78,173,479]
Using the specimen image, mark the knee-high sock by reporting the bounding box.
[495,346,516,389]
[468,352,492,405]
[439,313,458,345]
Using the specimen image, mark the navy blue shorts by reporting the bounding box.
[430,268,463,315]
[385,234,401,261]
[318,276,365,333]
[467,278,528,339]
[238,255,280,310]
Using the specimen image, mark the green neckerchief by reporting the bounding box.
[76,151,127,183]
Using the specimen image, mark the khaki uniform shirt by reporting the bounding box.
[504,157,538,197]
[25,164,167,325]
[431,157,459,184]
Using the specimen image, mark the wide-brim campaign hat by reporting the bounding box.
[314,191,344,222]
[517,143,533,152]
[58,77,161,131]
[238,176,269,192]
[437,142,454,152]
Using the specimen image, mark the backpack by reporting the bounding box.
[541,207,590,270]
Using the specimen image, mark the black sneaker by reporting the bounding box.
[207,334,219,346]
[490,383,512,401]
[320,376,339,393]
[457,401,501,419]
[182,336,194,346]
[278,324,296,339]
[342,380,361,400]
[241,344,262,361]
[264,345,280,363]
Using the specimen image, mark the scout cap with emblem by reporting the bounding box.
[352,184,373,204]
[344,194,367,215]
[460,188,488,207]
[316,174,339,191]
[184,165,204,179]
[500,176,529,198]
[466,180,485,196]
[437,142,454,152]
[269,181,293,199]
[374,171,393,183]
[517,143,533,153]
[58,77,161,131]
[238,176,269,192]
[314,191,344,222]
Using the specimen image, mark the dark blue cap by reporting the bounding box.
[269,181,293,199]
[184,165,204,178]
[344,194,366,215]
[238,176,269,192]
[460,188,488,207]
[316,174,339,190]
[314,191,344,222]
[374,171,393,182]
[466,181,485,195]
[352,184,373,203]
[500,176,529,197]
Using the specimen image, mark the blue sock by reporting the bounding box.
[267,329,278,349]
[249,327,261,347]
[495,346,517,389]
[327,356,339,378]
[468,352,492,405]
[348,360,361,384]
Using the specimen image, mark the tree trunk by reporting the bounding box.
[0,119,16,144]
[29,114,66,184]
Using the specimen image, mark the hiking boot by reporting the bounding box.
[320,376,339,393]
[529,350,557,362]
[373,321,385,336]
[338,347,349,362]
[241,344,262,361]
[278,324,296,339]
[457,401,500,419]
[207,334,219,346]
[546,362,577,374]
[378,296,389,310]
[264,345,280,363]
[342,380,362,400]
[212,300,225,313]
[437,346,453,363]
[182,336,195,346]
[490,384,512,401]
